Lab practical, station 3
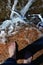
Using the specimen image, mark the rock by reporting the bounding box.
[0,44,9,64]
[8,24,42,51]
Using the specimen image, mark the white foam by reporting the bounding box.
[1,20,12,29]
[10,0,18,19]
[38,14,43,22]
[20,0,35,17]
[0,31,7,44]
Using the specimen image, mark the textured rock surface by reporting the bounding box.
[0,43,9,64]
[8,24,42,51]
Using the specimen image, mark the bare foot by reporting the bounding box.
[24,56,32,64]
[8,42,16,57]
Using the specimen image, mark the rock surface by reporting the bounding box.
[8,24,42,51]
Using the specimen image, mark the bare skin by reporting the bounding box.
[17,56,32,64]
[8,42,16,58]
[24,56,32,64]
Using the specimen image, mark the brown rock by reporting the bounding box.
[0,43,9,64]
[8,25,42,51]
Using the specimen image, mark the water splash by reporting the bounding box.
[37,14,43,22]
[20,0,35,17]
[0,20,12,30]
[10,0,18,19]
[0,30,7,44]
[0,0,36,31]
